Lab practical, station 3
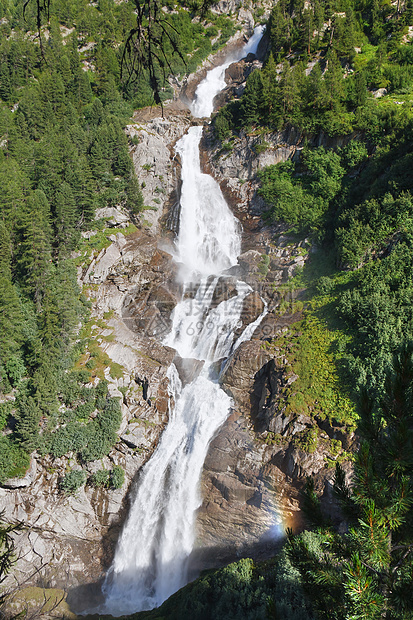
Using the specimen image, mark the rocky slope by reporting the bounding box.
[191,72,356,565]
[0,227,180,596]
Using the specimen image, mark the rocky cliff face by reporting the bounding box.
[0,9,271,610]
[193,236,355,567]
[190,65,356,563]
[126,114,192,233]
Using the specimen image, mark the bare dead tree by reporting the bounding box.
[22,0,215,104]
[120,0,216,107]
[22,0,50,59]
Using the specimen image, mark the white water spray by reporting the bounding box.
[101,27,266,616]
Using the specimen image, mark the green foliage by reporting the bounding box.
[90,469,110,488]
[49,385,121,462]
[0,403,11,431]
[292,426,318,453]
[60,469,87,495]
[110,464,125,489]
[216,0,413,139]
[288,345,413,619]
[278,315,356,426]
[0,436,30,483]
[128,551,315,620]
[89,464,124,489]
[0,5,148,473]
[331,121,413,392]
[258,144,356,234]
[257,254,270,277]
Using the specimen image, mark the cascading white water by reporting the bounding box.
[100,27,266,616]
[190,25,264,118]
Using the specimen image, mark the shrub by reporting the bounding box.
[80,428,114,462]
[110,465,125,489]
[258,254,270,277]
[60,470,87,495]
[90,469,110,488]
[0,437,30,483]
[317,276,334,295]
[293,427,319,453]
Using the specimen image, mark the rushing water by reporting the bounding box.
[101,27,265,616]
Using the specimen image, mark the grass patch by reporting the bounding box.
[75,224,137,267]
[271,249,358,429]
[277,315,356,428]
[7,587,76,620]
[75,335,124,381]
[292,427,319,453]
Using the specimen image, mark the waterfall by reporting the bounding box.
[101,26,265,616]
[190,26,264,118]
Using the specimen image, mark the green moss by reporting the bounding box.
[264,432,286,447]
[7,587,76,619]
[280,316,356,427]
[329,438,342,456]
[109,362,124,380]
[75,224,137,268]
[292,427,319,453]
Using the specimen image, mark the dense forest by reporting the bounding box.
[212,0,413,407]
[1,0,413,618]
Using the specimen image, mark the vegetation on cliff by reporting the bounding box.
[213,0,413,404]
[105,552,315,620]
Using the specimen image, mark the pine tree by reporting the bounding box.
[0,158,29,241]
[0,222,23,369]
[0,63,13,103]
[261,53,280,126]
[54,181,79,252]
[279,62,303,123]
[324,51,345,110]
[126,175,144,215]
[15,189,53,308]
[240,70,264,128]
[288,345,413,619]
[269,1,290,60]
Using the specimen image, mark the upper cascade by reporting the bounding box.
[190,25,264,119]
[174,126,241,276]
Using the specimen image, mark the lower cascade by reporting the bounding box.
[101,27,267,616]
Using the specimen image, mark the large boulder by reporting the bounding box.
[173,355,205,387]
[220,339,272,413]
